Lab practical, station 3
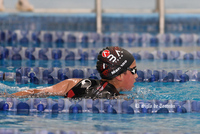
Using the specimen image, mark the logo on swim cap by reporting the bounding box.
[102,50,110,57]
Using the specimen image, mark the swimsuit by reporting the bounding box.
[65,79,120,99]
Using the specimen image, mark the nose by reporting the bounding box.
[134,73,138,79]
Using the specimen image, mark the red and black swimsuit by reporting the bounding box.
[65,79,120,99]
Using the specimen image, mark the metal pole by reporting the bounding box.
[159,0,165,34]
[95,0,102,34]
[154,0,159,12]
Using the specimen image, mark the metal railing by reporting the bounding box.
[3,0,200,34]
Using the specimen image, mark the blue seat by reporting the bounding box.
[153,70,160,81]
[162,70,168,78]
[137,34,150,47]
[0,47,9,60]
[197,72,200,81]
[7,32,18,46]
[72,69,84,78]
[183,53,194,60]
[122,100,134,114]
[146,69,153,82]
[17,102,30,113]
[161,70,167,82]
[157,108,169,113]
[19,37,29,46]
[43,33,53,47]
[132,53,141,60]
[197,51,200,58]
[69,104,82,113]
[55,38,64,48]
[147,53,154,60]
[32,31,41,47]
[80,52,88,60]
[139,101,152,113]
[25,48,35,60]
[29,67,40,85]
[163,72,174,82]
[65,51,75,60]
[102,36,112,47]
[164,34,171,47]
[57,68,70,81]
[137,37,143,47]
[126,36,135,44]
[126,36,136,47]
[19,31,29,47]
[90,49,98,60]
[44,33,52,43]
[174,105,187,113]
[136,70,144,82]
[170,51,180,60]
[0,101,6,110]
[15,67,30,84]
[39,48,48,60]
[118,36,124,47]
[55,32,64,48]
[196,38,200,46]
[11,47,22,60]
[183,34,196,45]
[90,33,100,46]
[46,68,56,84]
[176,70,182,80]
[52,49,62,60]
[67,34,76,48]
[87,68,99,79]
[0,31,6,42]
[150,37,159,47]
[157,51,168,60]
[173,37,182,47]
[104,103,117,114]
[42,69,49,83]
[192,101,200,112]
[81,35,89,48]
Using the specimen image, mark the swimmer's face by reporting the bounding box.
[121,60,138,91]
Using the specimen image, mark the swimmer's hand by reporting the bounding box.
[0,92,15,98]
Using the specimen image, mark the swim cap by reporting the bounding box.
[96,46,135,80]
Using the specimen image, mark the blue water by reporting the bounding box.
[0,59,200,100]
[1,1,200,133]
[1,112,200,134]
[0,59,199,133]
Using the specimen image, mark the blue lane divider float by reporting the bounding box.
[0,46,98,61]
[1,30,200,48]
[0,98,199,114]
[0,68,200,84]
[0,46,200,61]
[14,67,100,84]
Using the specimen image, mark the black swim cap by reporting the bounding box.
[96,46,135,80]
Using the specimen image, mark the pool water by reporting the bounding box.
[1,112,200,134]
[0,59,200,134]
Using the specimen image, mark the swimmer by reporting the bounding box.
[0,0,34,12]
[12,46,138,99]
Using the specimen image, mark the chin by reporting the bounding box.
[126,88,132,91]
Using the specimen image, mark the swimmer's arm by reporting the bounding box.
[12,78,82,97]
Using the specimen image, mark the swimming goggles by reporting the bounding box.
[127,66,137,75]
